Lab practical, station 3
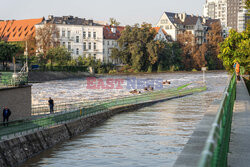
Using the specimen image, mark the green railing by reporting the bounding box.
[0,72,28,88]
[0,83,206,141]
[198,72,236,167]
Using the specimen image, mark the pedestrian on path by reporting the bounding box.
[2,107,11,127]
[48,97,54,114]
[234,62,240,81]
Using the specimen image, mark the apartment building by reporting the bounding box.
[203,0,227,27]
[103,25,124,63]
[203,0,248,32]
[156,12,218,44]
[35,15,104,60]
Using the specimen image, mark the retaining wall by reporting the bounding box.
[0,86,32,122]
[0,100,160,167]
[28,71,92,82]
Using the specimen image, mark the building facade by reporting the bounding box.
[203,0,227,27]
[203,0,248,32]
[103,25,124,63]
[36,16,104,61]
[156,12,218,44]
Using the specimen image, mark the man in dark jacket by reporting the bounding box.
[48,97,54,114]
[3,107,11,126]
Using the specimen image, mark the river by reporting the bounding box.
[23,72,228,167]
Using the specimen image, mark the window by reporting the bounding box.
[83,42,86,51]
[112,41,114,45]
[62,42,65,47]
[107,41,110,45]
[88,42,91,50]
[94,42,97,50]
[67,31,71,38]
[88,32,91,38]
[62,30,65,37]
[93,32,96,39]
[68,42,71,50]
[76,48,79,55]
[93,54,96,59]
[83,31,86,39]
[76,36,79,43]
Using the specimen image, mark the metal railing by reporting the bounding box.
[198,72,236,167]
[0,72,28,88]
[0,83,206,141]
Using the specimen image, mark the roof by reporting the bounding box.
[40,15,101,26]
[103,25,125,40]
[152,27,168,36]
[204,18,220,27]
[165,12,202,26]
[0,18,43,42]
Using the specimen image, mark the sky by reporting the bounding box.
[0,0,205,26]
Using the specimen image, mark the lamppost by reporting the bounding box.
[24,40,28,72]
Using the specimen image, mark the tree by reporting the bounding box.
[36,23,59,64]
[109,18,120,26]
[111,23,158,72]
[0,41,20,70]
[47,47,71,67]
[206,22,224,70]
[218,29,250,73]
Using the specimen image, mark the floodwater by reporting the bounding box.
[24,72,229,167]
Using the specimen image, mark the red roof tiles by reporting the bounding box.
[103,25,124,40]
[0,18,43,42]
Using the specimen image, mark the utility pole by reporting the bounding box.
[24,40,28,72]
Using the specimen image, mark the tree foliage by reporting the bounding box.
[109,18,120,26]
[36,23,59,60]
[47,46,71,66]
[0,41,21,70]
[219,29,250,73]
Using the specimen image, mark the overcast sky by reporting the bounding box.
[1,0,205,25]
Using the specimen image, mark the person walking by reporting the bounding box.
[234,62,240,81]
[3,107,11,127]
[48,97,54,114]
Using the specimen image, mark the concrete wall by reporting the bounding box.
[28,71,92,83]
[0,86,31,122]
[0,94,188,167]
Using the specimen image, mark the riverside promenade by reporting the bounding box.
[228,78,250,167]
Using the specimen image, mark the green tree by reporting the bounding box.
[0,41,21,70]
[47,47,71,67]
[218,29,250,73]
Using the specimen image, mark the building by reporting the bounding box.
[103,25,124,63]
[156,12,218,44]
[0,18,43,42]
[152,27,170,42]
[35,15,104,60]
[203,0,227,27]
[203,0,248,32]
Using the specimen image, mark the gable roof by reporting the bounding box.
[103,25,125,40]
[164,12,202,26]
[0,18,43,42]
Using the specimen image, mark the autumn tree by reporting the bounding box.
[47,46,71,67]
[206,22,224,70]
[36,23,59,65]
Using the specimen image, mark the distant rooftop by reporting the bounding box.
[39,15,102,26]
[165,12,220,26]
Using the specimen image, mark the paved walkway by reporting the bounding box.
[228,78,250,167]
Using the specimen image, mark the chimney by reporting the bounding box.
[48,15,53,20]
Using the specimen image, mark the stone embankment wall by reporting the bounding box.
[0,86,31,122]
[28,71,92,82]
[0,101,158,167]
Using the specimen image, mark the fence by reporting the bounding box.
[32,65,88,72]
[0,72,28,88]
[0,83,206,141]
[198,72,236,167]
